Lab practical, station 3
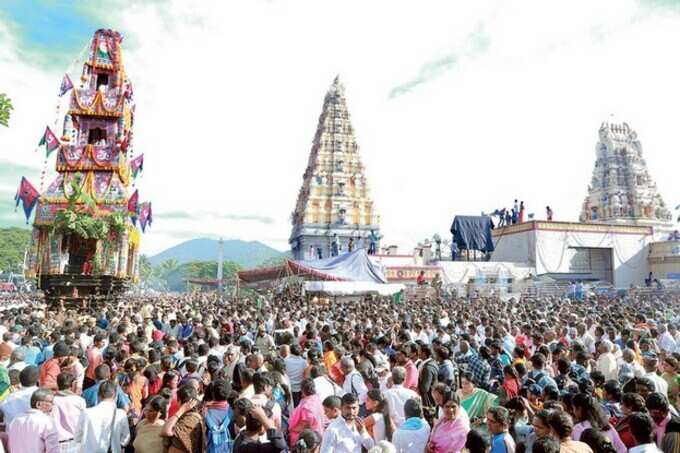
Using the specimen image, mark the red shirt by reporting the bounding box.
[39,358,61,390]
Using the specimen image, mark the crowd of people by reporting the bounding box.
[0,289,678,453]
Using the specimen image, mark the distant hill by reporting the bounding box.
[0,227,31,273]
[149,238,287,269]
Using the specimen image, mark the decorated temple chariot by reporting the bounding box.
[14,29,151,305]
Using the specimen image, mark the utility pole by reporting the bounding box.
[217,238,224,300]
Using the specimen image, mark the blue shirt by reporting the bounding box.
[82,381,130,409]
[491,432,516,453]
[17,345,42,366]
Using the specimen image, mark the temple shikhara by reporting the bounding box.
[580,119,674,229]
[289,76,381,261]
[16,29,149,304]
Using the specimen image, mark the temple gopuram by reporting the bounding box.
[24,29,145,305]
[580,119,673,230]
[289,76,381,260]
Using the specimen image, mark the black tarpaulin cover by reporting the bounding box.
[450,215,495,252]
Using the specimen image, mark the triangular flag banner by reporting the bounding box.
[14,177,40,223]
[127,189,139,216]
[528,213,535,219]
[59,74,74,97]
[139,202,153,232]
[38,126,60,157]
[130,153,144,179]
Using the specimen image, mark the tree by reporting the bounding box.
[138,254,152,280]
[0,228,31,273]
[0,93,13,127]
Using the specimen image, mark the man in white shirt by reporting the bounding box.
[8,388,59,453]
[7,349,27,372]
[341,357,368,407]
[311,366,343,403]
[320,393,374,453]
[75,381,130,453]
[384,366,420,427]
[0,365,39,426]
[283,345,307,406]
[595,340,618,382]
[392,398,431,453]
[658,324,677,356]
[643,356,669,396]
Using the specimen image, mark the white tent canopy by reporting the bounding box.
[304,281,405,296]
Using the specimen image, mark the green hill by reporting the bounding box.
[150,238,286,269]
[0,227,31,273]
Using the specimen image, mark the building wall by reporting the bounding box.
[491,221,652,287]
[534,228,649,286]
[649,240,680,279]
[490,226,535,264]
[438,261,534,285]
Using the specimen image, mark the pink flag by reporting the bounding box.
[38,126,60,157]
[59,74,74,97]
[14,177,40,223]
[127,189,139,216]
[130,153,144,178]
[139,202,153,232]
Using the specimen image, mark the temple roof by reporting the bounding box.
[289,76,379,241]
[580,119,673,226]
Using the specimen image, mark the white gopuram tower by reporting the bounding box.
[289,76,380,260]
[580,118,673,235]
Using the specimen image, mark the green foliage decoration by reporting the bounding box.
[0,93,13,128]
[49,174,128,240]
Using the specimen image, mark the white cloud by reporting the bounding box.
[1,0,679,257]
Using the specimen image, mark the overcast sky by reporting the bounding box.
[1,0,679,256]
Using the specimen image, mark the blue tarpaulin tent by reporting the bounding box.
[450,215,495,253]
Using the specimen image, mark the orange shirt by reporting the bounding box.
[323,350,337,373]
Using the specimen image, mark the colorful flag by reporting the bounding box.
[14,177,40,223]
[127,189,139,218]
[38,126,60,157]
[130,153,144,179]
[59,74,74,97]
[139,202,153,232]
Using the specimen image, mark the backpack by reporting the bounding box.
[205,409,233,453]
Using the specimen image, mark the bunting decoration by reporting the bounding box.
[130,153,144,179]
[128,189,139,225]
[38,126,60,157]
[59,74,74,97]
[139,202,152,232]
[14,177,40,223]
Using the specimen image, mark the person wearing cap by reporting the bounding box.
[39,342,70,391]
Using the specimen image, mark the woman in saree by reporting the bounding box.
[457,371,498,433]
[427,390,470,453]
